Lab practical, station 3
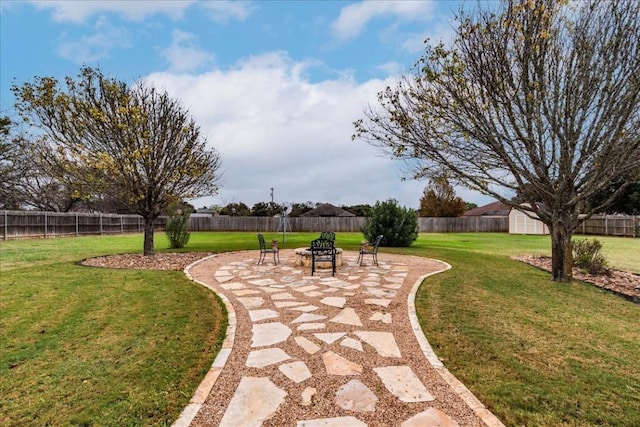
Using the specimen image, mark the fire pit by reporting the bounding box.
[294,247,343,268]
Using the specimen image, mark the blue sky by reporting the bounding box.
[1,0,494,210]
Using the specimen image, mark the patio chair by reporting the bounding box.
[257,233,279,265]
[357,234,383,266]
[319,230,335,242]
[310,237,336,276]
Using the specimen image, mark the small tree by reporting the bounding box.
[220,202,251,216]
[362,199,418,247]
[12,66,222,255]
[419,175,467,217]
[165,212,191,249]
[251,201,285,217]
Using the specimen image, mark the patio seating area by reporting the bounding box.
[177,249,504,427]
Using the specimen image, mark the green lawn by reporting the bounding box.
[0,235,227,426]
[0,231,638,426]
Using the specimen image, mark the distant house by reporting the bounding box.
[462,201,511,217]
[300,203,356,217]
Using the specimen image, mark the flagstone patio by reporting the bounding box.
[173,250,505,427]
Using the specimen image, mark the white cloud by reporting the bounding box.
[144,52,434,209]
[201,0,253,23]
[161,30,215,72]
[375,61,406,77]
[57,16,130,63]
[29,0,195,23]
[331,0,437,41]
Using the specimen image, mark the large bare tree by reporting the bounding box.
[12,66,222,255]
[354,0,640,281]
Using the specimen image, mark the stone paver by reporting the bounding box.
[218,377,286,427]
[175,250,506,427]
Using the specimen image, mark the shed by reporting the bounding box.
[300,203,355,217]
[509,205,549,235]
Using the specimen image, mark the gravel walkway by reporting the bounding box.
[172,250,505,427]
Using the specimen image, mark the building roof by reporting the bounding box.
[462,201,511,217]
[300,203,356,217]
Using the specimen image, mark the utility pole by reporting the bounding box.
[270,187,274,204]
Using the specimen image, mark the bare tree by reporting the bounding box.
[354,0,640,281]
[12,66,222,255]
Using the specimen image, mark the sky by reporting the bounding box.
[0,0,495,210]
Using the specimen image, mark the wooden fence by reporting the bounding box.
[1,210,149,240]
[2,210,637,240]
[188,215,510,233]
[576,215,639,237]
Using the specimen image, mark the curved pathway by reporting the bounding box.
[173,250,504,427]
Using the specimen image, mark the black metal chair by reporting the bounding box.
[357,234,383,266]
[319,230,335,242]
[257,233,279,265]
[310,237,336,276]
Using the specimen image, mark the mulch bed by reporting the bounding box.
[514,255,640,303]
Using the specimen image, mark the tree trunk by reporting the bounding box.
[550,221,573,282]
[143,217,155,256]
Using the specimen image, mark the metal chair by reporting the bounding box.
[257,233,279,265]
[310,238,336,276]
[357,234,383,266]
[319,230,335,242]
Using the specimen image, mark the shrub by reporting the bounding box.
[572,238,609,275]
[166,213,191,249]
[362,199,418,247]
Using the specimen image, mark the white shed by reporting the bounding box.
[509,205,549,235]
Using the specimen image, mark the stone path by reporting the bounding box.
[173,250,505,427]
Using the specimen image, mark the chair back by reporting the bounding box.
[320,231,335,242]
[311,237,335,254]
[372,234,384,249]
[257,233,267,250]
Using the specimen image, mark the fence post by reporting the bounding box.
[100,214,103,235]
[605,215,608,236]
[44,212,48,238]
[75,213,79,236]
[3,211,7,240]
[120,216,123,234]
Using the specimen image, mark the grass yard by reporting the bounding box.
[0,231,638,426]
[408,233,640,427]
[0,235,227,426]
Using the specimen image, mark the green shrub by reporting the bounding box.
[361,199,418,247]
[572,238,609,275]
[166,213,191,248]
